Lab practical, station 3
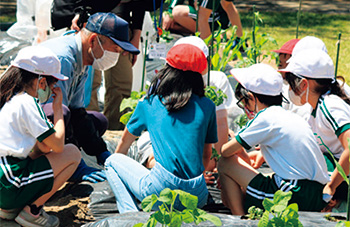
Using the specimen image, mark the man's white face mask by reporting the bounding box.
[91,36,119,71]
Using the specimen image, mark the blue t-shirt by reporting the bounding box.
[127,95,218,179]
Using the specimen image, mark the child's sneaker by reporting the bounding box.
[0,208,21,220]
[15,207,59,227]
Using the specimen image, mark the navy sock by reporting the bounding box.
[29,204,43,216]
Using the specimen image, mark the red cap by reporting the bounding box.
[165,44,207,74]
[272,39,300,55]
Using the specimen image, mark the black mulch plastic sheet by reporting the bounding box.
[86,180,344,227]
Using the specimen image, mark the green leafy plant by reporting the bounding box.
[211,147,221,161]
[205,86,227,107]
[119,90,146,125]
[244,206,264,220]
[235,9,278,68]
[258,190,303,227]
[235,114,248,129]
[336,221,350,227]
[134,188,222,227]
[203,24,244,72]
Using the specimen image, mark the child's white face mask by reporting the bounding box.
[37,77,52,103]
[288,80,309,106]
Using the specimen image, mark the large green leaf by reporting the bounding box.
[169,213,182,227]
[144,217,158,227]
[258,211,270,227]
[270,217,285,227]
[262,198,274,212]
[272,191,292,213]
[285,203,299,220]
[153,211,165,224]
[120,97,138,112]
[181,209,194,223]
[119,111,134,125]
[158,188,174,205]
[141,194,158,212]
[199,213,222,226]
[175,190,198,210]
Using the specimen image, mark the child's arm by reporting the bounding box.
[324,129,350,196]
[202,143,213,170]
[115,128,138,155]
[41,87,65,153]
[221,137,244,158]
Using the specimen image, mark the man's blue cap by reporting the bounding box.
[86,13,140,55]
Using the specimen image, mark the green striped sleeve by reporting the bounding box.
[235,134,251,150]
[37,128,56,142]
[335,123,350,137]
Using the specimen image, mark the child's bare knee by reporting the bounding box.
[63,144,81,163]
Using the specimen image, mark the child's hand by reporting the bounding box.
[248,150,264,169]
[51,87,63,110]
[204,171,216,185]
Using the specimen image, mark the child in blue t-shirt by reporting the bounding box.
[105,36,218,213]
[218,63,330,215]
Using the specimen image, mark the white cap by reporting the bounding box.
[173,36,209,57]
[292,36,328,56]
[279,49,334,80]
[11,46,68,81]
[230,63,283,96]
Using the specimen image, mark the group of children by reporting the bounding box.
[0,33,349,226]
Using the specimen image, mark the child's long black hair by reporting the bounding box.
[285,72,350,105]
[0,67,57,110]
[147,64,205,112]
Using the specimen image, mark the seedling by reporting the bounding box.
[244,206,263,220]
[134,188,222,227]
[235,9,278,68]
[203,24,244,72]
[235,114,248,129]
[258,190,303,227]
[205,86,227,107]
[119,90,146,125]
[211,147,221,161]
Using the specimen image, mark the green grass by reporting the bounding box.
[239,11,350,81]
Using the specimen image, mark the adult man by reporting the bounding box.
[41,12,140,182]
[85,0,162,130]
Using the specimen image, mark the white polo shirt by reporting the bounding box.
[308,94,350,159]
[0,93,55,159]
[236,105,330,185]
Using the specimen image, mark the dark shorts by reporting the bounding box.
[186,5,230,30]
[244,173,327,213]
[200,0,234,11]
[0,156,54,209]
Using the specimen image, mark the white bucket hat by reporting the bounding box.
[291,36,328,57]
[279,49,334,80]
[11,46,68,81]
[230,63,283,96]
